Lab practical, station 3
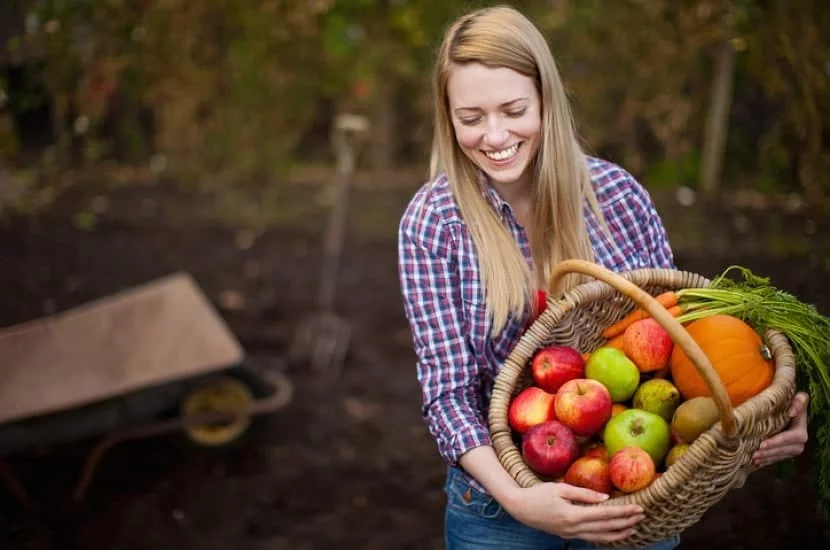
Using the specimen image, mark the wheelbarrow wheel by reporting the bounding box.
[180,375,255,448]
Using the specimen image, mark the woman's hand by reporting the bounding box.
[503,482,644,544]
[751,391,810,468]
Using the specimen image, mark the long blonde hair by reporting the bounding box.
[431,6,607,333]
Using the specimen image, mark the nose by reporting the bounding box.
[483,117,509,148]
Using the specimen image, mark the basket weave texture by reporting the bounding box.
[488,261,796,547]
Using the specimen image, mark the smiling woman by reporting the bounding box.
[395,5,808,550]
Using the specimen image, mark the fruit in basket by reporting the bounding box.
[582,441,609,461]
[670,314,774,406]
[603,408,671,464]
[670,396,720,444]
[609,446,656,493]
[531,345,585,393]
[508,387,557,434]
[632,379,682,422]
[611,403,628,417]
[585,347,640,402]
[554,379,613,437]
[522,420,580,478]
[564,456,613,494]
[665,443,689,468]
[623,318,674,373]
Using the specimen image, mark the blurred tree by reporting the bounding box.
[0,0,824,209]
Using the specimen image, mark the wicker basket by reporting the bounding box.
[489,260,797,547]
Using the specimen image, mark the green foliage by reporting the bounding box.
[1,0,826,207]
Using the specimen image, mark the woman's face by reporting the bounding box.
[447,62,541,193]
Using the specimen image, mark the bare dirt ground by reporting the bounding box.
[0,172,828,549]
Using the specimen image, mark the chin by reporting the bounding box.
[483,165,530,186]
[476,152,533,187]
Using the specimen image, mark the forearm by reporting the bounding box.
[458,445,522,511]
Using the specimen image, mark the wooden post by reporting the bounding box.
[700,26,737,197]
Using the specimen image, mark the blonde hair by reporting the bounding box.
[431,6,607,333]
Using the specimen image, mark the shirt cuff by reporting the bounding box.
[444,420,492,464]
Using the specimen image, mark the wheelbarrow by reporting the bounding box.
[0,272,293,509]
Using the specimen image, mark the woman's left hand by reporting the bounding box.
[751,391,810,468]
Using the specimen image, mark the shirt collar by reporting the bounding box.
[477,171,514,218]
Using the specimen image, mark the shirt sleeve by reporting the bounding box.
[627,175,676,269]
[397,200,491,464]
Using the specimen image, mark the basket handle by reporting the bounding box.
[549,259,738,439]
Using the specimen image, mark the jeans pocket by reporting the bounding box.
[444,468,505,520]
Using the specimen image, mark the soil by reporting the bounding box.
[0,172,828,549]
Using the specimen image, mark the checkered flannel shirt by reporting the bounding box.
[397,156,675,491]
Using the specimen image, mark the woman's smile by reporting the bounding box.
[483,142,521,163]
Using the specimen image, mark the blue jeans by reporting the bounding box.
[444,467,680,550]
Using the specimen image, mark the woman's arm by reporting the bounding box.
[398,202,490,465]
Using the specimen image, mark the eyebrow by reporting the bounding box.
[454,98,529,113]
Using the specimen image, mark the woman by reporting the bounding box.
[397,6,809,549]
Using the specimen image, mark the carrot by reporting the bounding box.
[605,333,625,350]
[601,292,680,339]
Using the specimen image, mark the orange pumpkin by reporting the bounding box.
[670,314,774,406]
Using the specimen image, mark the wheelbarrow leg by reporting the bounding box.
[0,458,37,511]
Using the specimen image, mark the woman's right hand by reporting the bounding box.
[504,482,645,543]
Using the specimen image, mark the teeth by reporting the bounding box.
[485,143,519,161]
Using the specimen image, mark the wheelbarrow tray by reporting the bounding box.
[0,271,244,427]
[0,272,293,506]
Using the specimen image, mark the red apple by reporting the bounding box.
[564,456,613,494]
[531,345,585,393]
[609,446,656,493]
[532,289,548,321]
[582,441,610,462]
[522,420,580,478]
[623,318,674,373]
[508,387,557,434]
[554,378,613,437]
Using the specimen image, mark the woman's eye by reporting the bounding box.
[459,116,482,125]
[506,108,527,118]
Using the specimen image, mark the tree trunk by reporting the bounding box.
[368,76,396,173]
[699,39,736,197]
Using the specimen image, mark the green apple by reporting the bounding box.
[604,408,671,464]
[585,347,640,403]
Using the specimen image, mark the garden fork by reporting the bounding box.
[289,113,369,378]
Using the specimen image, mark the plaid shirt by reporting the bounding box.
[397,156,675,489]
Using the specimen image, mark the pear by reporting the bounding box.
[671,396,720,444]
[632,378,681,422]
[665,443,690,468]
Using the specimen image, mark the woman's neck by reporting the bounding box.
[491,173,533,219]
